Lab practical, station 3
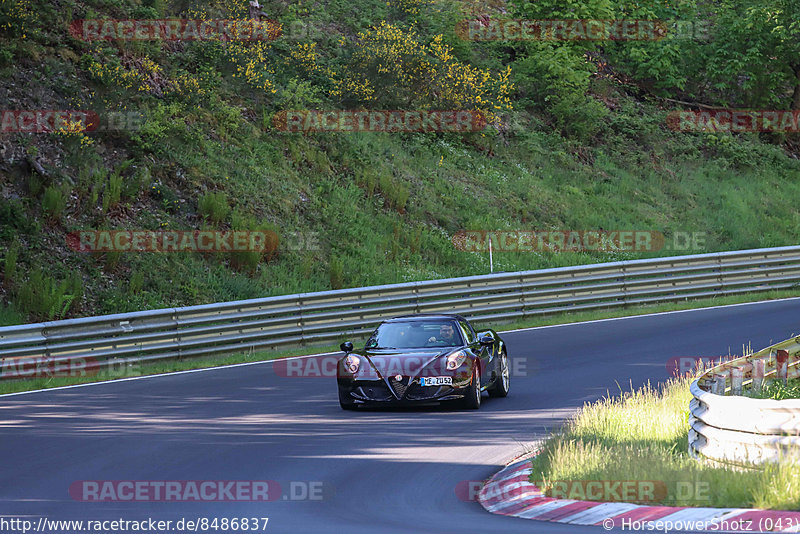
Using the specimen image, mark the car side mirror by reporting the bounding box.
[340,341,354,353]
[477,332,495,345]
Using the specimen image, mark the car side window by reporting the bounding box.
[365,327,380,348]
[459,321,476,344]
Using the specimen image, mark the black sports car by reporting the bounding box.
[336,314,509,410]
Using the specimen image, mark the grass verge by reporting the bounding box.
[744,379,800,400]
[529,376,800,509]
[0,342,346,396]
[2,289,798,397]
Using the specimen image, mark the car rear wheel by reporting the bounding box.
[488,350,509,398]
[462,362,481,409]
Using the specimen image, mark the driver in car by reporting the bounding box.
[428,323,456,344]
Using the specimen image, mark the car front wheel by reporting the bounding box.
[462,362,481,409]
[339,389,357,410]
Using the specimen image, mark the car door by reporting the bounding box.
[458,320,489,388]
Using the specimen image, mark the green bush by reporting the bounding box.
[329,255,344,289]
[131,102,186,155]
[0,198,29,233]
[103,251,122,271]
[27,171,44,197]
[14,268,83,321]
[3,237,19,283]
[102,160,133,212]
[129,269,145,294]
[512,44,608,142]
[42,186,67,221]
[377,171,409,212]
[229,209,279,272]
[747,378,800,400]
[355,168,377,197]
[198,191,230,225]
[0,302,22,327]
[0,48,13,67]
[102,172,123,211]
[124,165,150,199]
[230,208,253,232]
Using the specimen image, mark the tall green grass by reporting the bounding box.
[531,378,800,509]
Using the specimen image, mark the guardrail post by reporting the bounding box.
[42,322,51,365]
[777,349,789,385]
[173,311,182,361]
[711,372,727,395]
[752,359,766,393]
[731,367,744,396]
[297,296,305,346]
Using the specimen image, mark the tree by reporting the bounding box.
[705,0,800,108]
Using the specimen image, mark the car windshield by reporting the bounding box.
[365,320,464,349]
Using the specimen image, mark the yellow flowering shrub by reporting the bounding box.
[0,0,33,37]
[331,22,513,120]
[138,57,163,93]
[228,40,277,94]
[186,4,280,96]
[86,57,149,91]
[52,119,93,147]
[169,72,212,97]
[290,42,322,74]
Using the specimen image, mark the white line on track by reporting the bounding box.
[499,295,800,334]
[0,351,339,398]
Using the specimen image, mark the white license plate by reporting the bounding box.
[420,376,452,386]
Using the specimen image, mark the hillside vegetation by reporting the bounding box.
[0,0,799,325]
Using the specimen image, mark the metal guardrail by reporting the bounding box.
[689,335,800,466]
[2,246,800,380]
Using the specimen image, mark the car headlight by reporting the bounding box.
[344,355,360,374]
[446,350,467,370]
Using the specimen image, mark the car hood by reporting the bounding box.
[356,349,454,379]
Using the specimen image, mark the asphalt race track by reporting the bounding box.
[2,298,800,534]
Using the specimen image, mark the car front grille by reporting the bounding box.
[406,384,452,400]
[354,384,393,401]
[389,377,408,398]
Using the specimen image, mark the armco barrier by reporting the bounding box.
[2,246,800,379]
[689,335,800,466]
